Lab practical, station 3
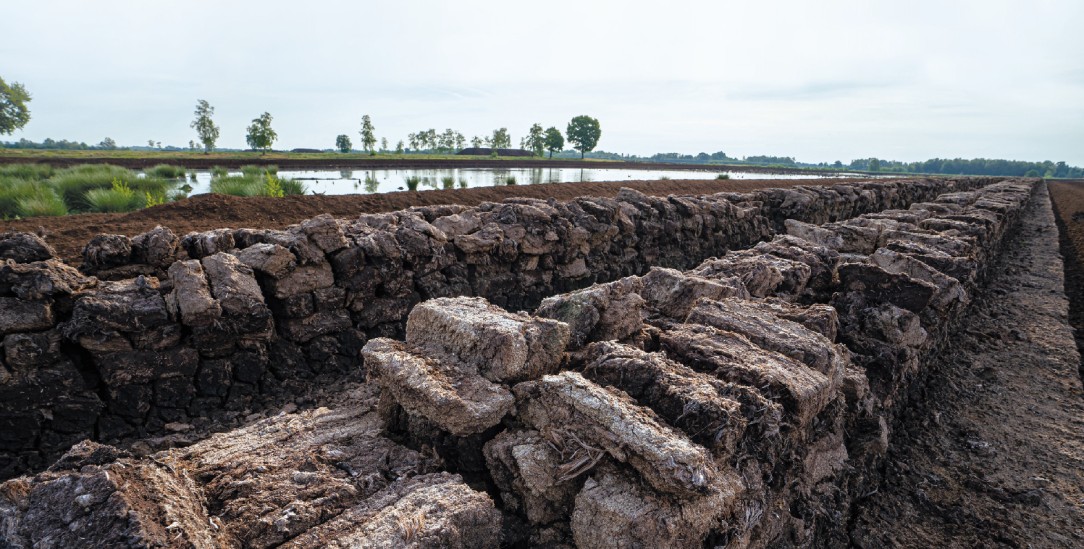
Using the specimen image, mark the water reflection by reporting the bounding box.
[184,166,848,196]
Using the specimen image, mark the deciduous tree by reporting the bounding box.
[336,134,352,153]
[489,127,511,149]
[523,123,545,156]
[566,115,601,159]
[544,127,564,159]
[0,77,31,135]
[359,115,376,154]
[246,112,277,154]
[190,99,220,153]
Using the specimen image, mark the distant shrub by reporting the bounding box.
[147,164,186,178]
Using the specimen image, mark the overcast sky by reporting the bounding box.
[3,0,1082,165]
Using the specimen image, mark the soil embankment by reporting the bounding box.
[1048,179,1084,380]
[852,183,1084,547]
[0,177,884,263]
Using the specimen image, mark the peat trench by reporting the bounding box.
[850,183,1084,547]
[1049,192,1084,383]
[1,179,1069,547]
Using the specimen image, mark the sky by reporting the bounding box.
[2,0,1083,165]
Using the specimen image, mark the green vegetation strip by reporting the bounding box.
[0,162,305,219]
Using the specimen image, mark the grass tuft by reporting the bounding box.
[0,163,53,180]
[147,164,186,178]
[210,173,304,197]
[279,178,307,196]
[241,164,278,176]
[48,165,169,211]
[210,175,261,196]
[15,188,68,217]
[85,178,141,212]
[405,176,421,191]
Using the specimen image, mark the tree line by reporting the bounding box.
[331,115,600,159]
[2,78,1080,177]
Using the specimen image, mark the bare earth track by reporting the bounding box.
[852,183,1084,547]
[1048,179,1084,380]
[0,177,876,263]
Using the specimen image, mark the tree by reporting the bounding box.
[439,128,457,153]
[489,127,511,149]
[359,115,376,155]
[148,140,155,148]
[523,123,545,157]
[0,77,31,135]
[395,140,404,154]
[407,133,419,150]
[245,112,277,154]
[336,134,352,153]
[566,115,601,159]
[471,136,483,148]
[421,129,437,150]
[190,99,220,153]
[543,127,564,159]
[868,158,881,172]
[381,137,388,152]
[454,132,465,151]
[98,137,117,150]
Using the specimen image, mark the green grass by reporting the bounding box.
[85,178,143,213]
[211,166,229,177]
[47,165,172,211]
[13,186,68,218]
[0,177,42,218]
[0,163,53,180]
[85,188,141,212]
[441,176,455,190]
[279,178,307,196]
[210,175,261,196]
[716,173,730,180]
[210,174,304,197]
[241,164,278,176]
[147,164,186,178]
[504,175,517,185]
[0,149,624,165]
[405,176,421,191]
